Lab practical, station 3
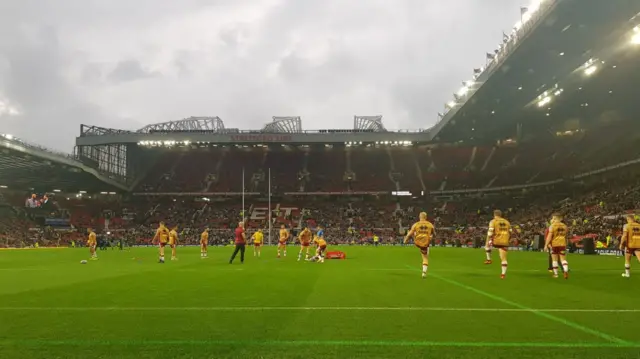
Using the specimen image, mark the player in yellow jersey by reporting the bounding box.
[169,226,179,261]
[297,226,312,261]
[277,224,289,258]
[404,212,435,279]
[200,228,209,258]
[87,227,97,260]
[153,221,170,263]
[545,213,569,279]
[252,229,264,257]
[486,210,512,279]
[308,225,327,263]
[620,214,640,278]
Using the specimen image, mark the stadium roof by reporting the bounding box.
[431,0,640,143]
[0,134,126,193]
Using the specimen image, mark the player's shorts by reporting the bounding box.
[254,242,262,247]
[278,240,287,246]
[415,244,429,255]
[300,241,310,247]
[493,244,508,250]
[318,245,327,254]
[88,243,96,249]
[551,246,566,255]
[485,240,493,248]
[200,241,208,246]
[169,241,176,247]
[159,242,167,248]
[626,247,639,255]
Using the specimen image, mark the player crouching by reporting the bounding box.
[404,212,435,279]
[307,226,326,263]
[620,214,640,278]
[545,213,570,279]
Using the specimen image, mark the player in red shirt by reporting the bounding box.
[229,221,246,264]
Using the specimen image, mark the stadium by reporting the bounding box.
[2,0,640,358]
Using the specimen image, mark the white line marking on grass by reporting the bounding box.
[0,307,638,313]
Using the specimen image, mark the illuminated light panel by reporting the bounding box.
[537,96,552,107]
[584,65,597,76]
[632,32,640,45]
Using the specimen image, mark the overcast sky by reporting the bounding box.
[0,0,526,152]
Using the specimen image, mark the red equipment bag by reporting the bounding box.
[325,251,346,259]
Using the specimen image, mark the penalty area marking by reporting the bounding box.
[1,339,640,349]
[0,306,638,313]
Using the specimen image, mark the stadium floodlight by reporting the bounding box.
[457,86,469,96]
[584,65,597,76]
[632,32,640,45]
[537,96,552,108]
[0,185,7,189]
[5,134,13,140]
[446,101,456,109]
[53,189,61,193]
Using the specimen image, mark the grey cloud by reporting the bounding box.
[0,0,526,151]
[108,60,160,83]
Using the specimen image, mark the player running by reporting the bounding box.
[545,213,570,279]
[486,210,512,279]
[153,221,170,263]
[87,227,97,260]
[200,228,209,258]
[297,226,312,261]
[277,224,290,258]
[169,226,179,261]
[620,214,640,278]
[404,212,435,279]
[308,225,326,263]
[252,229,264,257]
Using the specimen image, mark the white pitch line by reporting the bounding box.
[0,307,637,313]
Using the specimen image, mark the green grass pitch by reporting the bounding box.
[0,246,638,359]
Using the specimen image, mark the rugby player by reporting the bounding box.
[486,210,512,279]
[620,214,640,278]
[277,224,290,258]
[403,212,435,279]
[252,228,264,257]
[544,213,570,279]
[200,228,209,258]
[87,227,97,260]
[153,221,170,263]
[169,225,179,261]
[297,226,312,261]
[308,225,326,263]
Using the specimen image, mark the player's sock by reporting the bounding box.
[485,249,491,261]
[284,250,287,257]
[422,264,428,274]
[562,261,569,273]
[552,261,559,276]
[625,264,631,277]
[501,261,508,275]
[277,250,280,257]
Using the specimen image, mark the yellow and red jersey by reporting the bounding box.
[410,220,435,247]
[489,217,511,246]
[253,231,264,244]
[623,222,640,248]
[314,237,327,247]
[299,229,311,245]
[87,232,97,245]
[200,231,209,245]
[279,229,289,243]
[548,221,568,247]
[169,230,178,245]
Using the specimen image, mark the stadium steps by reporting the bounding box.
[465,147,477,171]
[412,151,427,192]
[481,147,496,171]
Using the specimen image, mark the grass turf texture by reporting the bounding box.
[0,246,638,359]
